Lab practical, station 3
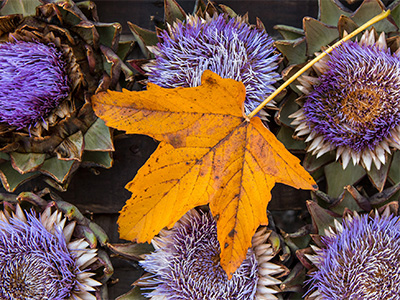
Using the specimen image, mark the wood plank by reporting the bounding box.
[95,0,318,37]
[92,214,144,299]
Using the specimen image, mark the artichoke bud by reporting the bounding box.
[0,0,135,191]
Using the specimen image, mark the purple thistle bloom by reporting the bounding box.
[304,41,400,152]
[146,15,281,115]
[0,41,70,129]
[0,205,100,300]
[0,211,77,299]
[307,213,400,300]
[138,210,285,300]
[291,30,400,170]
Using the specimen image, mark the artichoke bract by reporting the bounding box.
[0,0,134,192]
[274,0,400,196]
[0,189,113,300]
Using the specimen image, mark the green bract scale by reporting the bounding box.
[0,0,135,191]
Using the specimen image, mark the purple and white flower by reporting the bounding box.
[305,211,400,300]
[0,205,100,300]
[145,14,281,115]
[137,209,286,300]
[290,30,400,170]
[0,41,69,129]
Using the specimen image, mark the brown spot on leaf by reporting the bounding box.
[205,77,217,86]
[228,229,236,238]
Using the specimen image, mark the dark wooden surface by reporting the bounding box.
[95,0,318,37]
[10,1,321,298]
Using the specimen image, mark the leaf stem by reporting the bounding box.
[247,9,391,119]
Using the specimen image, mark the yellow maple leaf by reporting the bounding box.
[92,71,317,277]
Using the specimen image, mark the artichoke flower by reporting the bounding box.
[291,29,400,171]
[0,0,134,192]
[0,189,113,299]
[297,195,400,300]
[144,14,280,115]
[111,209,291,300]
[128,0,281,117]
[0,41,69,129]
[274,0,400,196]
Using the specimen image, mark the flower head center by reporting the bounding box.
[0,216,78,300]
[341,247,398,295]
[341,88,383,124]
[211,253,221,265]
[1,252,68,299]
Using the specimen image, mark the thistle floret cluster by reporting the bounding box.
[0,191,113,300]
[145,13,281,115]
[304,208,400,300]
[291,29,400,171]
[0,41,69,129]
[128,0,281,117]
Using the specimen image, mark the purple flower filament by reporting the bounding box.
[0,41,70,129]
